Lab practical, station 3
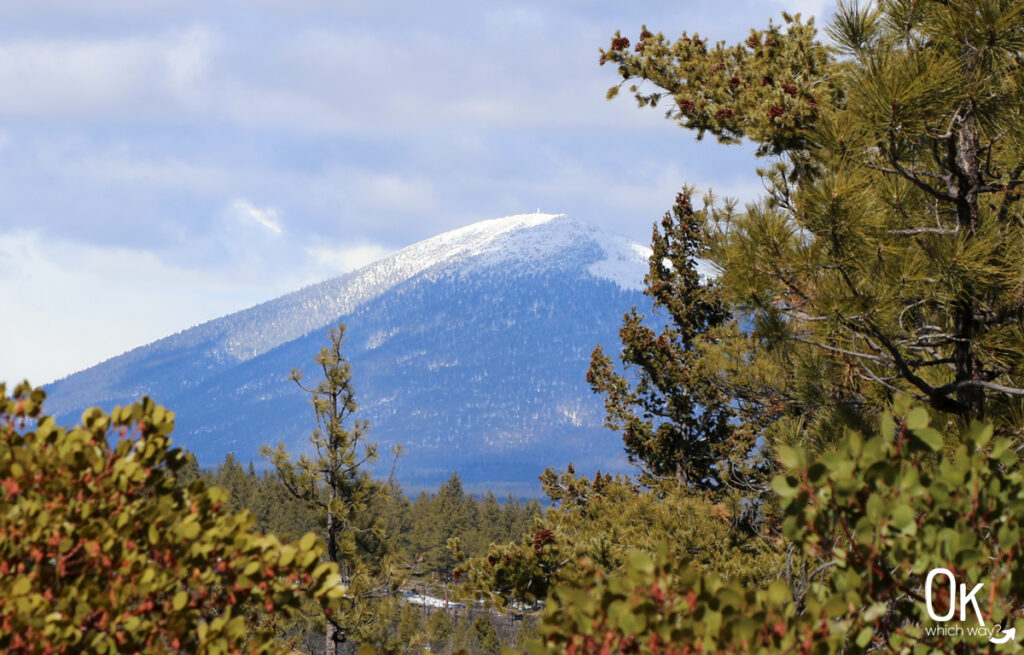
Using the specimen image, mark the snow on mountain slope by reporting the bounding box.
[219,212,650,361]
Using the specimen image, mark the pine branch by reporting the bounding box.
[857,367,910,396]
[792,336,891,364]
[871,160,956,201]
[860,321,969,414]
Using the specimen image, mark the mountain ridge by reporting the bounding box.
[45,214,652,494]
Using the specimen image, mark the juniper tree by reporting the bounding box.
[587,191,743,490]
[261,325,405,655]
[601,0,1024,450]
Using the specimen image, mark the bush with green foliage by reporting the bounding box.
[461,466,780,612]
[532,399,1024,653]
[0,383,343,654]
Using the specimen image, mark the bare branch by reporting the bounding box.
[857,367,914,396]
[933,379,1024,397]
[792,336,891,364]
[870,160,957,202]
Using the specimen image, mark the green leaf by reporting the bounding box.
[855,626,875,648]
[180,521,200,540]
[969,421,993,449]
[777,445,801,470]
[905,407,929,430]
[627,550,654,576]
[766,579,790,606]
[11,576,31,596]
[890,504,916,535]
[998,525,1019,550]
[911,427,943,452]
[862,602,888,622]
[299,532,317,551]
[955,548,985,568]
[771,474,800,498]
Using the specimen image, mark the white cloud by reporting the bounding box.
[0,230,275,385]
[77,151,229,192]
[0,26,216,119]
[305,243,391,274]
[162,26,217,105]
[231,199,283,235]
[360,173,440,212]
[0,225,401,384]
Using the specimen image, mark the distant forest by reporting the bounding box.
[189,455,542,653]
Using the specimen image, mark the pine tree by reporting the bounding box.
[213,452,254,514]
[478,492,504,549]
[469,614,501,655]
[513,2,1024,652]
[425,611,453,653]
[409,472,475,581]
[261,325,404,654]
[600,0,1024,447]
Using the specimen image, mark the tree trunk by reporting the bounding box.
[953,113,984,418]
[325,486,339,655]
[325,623,337,655]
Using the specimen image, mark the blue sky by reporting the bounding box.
[0,0,831,385]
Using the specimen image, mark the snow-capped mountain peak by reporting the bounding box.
[355,211,648,291]
[194,213,648,364]
[45,212,654,494]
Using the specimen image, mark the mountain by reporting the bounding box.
[44,213,653,495]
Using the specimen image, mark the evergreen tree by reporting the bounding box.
[477,492,504,550]
[588,191,741,489]
[261,325,404,654]
[601,0,1024,446]
[425,611,453,653]
[213,452,254,514]
[434,473,474,579]
[409,472,477,581]
[469,614,501,655]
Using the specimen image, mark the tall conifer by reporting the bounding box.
[600,0,1024,452]
[261,325,404,654]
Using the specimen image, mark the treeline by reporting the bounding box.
[188,455,541,583]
